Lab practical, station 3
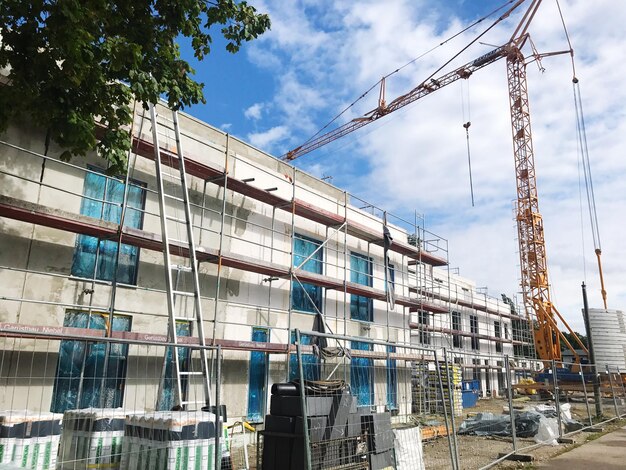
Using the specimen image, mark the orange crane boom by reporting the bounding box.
[283,0,588,363]
[282,0,529,162]
[281,46,504,162]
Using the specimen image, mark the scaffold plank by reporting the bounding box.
[0,322,435,361]
[408,285,517,320]
[0,195,447,314]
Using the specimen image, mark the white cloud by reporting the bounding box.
[248,0,626,333]
[247,125,289,148]
[244,103,264,120]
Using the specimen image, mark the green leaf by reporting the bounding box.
[0,0,270,172]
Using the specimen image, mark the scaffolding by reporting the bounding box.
[0,103,539,417]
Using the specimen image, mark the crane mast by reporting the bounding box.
[506,47,561,360]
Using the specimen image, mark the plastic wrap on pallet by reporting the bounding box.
[452,390,463,417]
[121,411,228,470]
[0,410,62,470]
[394,426,425,470]
[58,408,130,470]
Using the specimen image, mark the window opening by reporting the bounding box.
[51,310,131,412]
[71,168,146,284]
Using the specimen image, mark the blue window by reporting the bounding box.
[247,328,269,423]
[387,345,398,411]
[452,311,462,348]
[292,235,323,313]
[494,321,503,353]
[157,321,191,411]
[289,331,320,381]
[350,341,374,407]
[386,263,395,306]
[51,311,131,412]
[72,169,145,284]
[350,252,373,321]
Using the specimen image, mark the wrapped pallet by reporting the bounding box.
[0,410,62,470]
[394,426,425,470]
[58,408,130,469]
[121,411,226,470]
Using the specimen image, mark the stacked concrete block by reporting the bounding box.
[263,383,400,469]
[119,411,227,470]
[427,364,463,417]
[361,411,395,470]
[0,410,62,470]
[58,408,130,470]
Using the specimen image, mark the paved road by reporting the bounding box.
[537,426,626,469]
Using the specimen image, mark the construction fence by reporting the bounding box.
[267,329,626,470]
[1,326,625,469]
[0,328,250,470]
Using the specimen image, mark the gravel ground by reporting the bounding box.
[245,396,623,469]
[422,396,626,470]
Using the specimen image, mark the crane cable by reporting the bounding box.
[573,81,607,308]
[461,81,475,206]
[297,0,522,150]
[556,0,607,308]
[576,122,587,284]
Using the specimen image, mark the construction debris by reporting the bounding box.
[457,404,584,442]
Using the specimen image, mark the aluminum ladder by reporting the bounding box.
[149,104,211,410]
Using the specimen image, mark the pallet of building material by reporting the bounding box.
[452,390,463,416]
[57,408,130,470]
[426,379,460,389]
[432,393,463,417]
[434,365,462,378]
[0,410,62,470]
[420,424,449,441]
[394,426,425,470]
[428,371,462,386]
[120,411,228,470]
[411,364,432,414]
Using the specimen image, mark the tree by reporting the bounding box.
[0,0,270,174]
[560,331,588,351]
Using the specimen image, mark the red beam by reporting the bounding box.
[408,321,518,344]
[0,195,118,240]
[131,136,446,265]
[0,196,446,313]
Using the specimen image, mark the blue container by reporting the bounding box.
[461,380,480,408]
[461,390,478,408]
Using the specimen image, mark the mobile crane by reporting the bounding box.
[282,0,589,366]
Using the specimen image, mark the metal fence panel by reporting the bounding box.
[0,329,247,470]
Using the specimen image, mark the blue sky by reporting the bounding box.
[182,0,510,148]
[178,0,626,332]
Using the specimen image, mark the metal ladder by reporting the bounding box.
[149,104,211,410]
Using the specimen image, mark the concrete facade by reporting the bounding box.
[0,105,535,420]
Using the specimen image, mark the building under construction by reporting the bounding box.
[0,103,537,422]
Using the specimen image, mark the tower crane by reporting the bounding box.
[282,0,588,364]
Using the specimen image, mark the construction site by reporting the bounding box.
[0,0,624,469]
